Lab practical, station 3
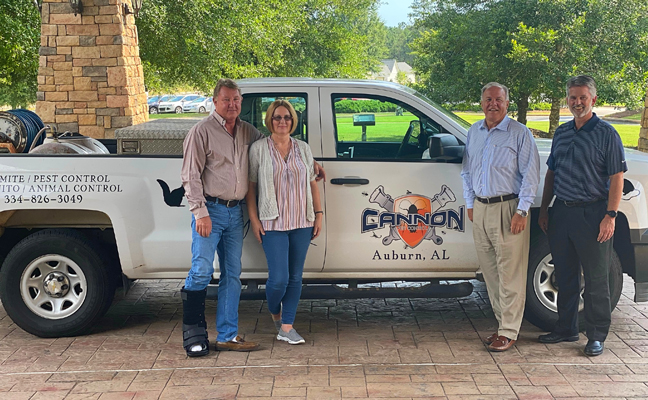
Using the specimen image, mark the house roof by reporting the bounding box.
[397,62,413,73]
[381,59,397,72]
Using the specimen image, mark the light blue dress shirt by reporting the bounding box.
[461,116,540,211]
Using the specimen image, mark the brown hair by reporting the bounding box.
[566,75,597,97]
[213,78,241,98]
[265,100,298,135]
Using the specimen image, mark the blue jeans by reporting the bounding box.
[261,227,313,325]
[185,201,243,342]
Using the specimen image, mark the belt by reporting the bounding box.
[205,196,242,207]
[557,198,605,207]
[475,193,518,204]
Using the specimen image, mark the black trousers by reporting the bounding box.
[548,200,612,341]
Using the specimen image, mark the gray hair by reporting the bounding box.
[566,75,597,97]
[481,82,509,101]
[213,78,241,98]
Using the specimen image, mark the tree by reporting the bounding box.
[137,0,385,93]
[137,0,303,93]
[0,0,39,108]
[410,0,543,125]
[508,0,648,133]
[411,0,648,134]
[384,23,416,65]
[276,0,386,78]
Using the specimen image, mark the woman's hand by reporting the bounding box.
[312,214,323,239]
[250,219,265,243]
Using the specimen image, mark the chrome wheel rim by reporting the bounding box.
[533,253,584,313]
[20,255,88,320]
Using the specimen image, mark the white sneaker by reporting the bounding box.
[277,328,305,345]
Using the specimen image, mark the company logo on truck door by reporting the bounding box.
[361,185,464,248]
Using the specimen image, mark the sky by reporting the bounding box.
[378,0,415,27]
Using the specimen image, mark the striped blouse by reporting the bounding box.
[261,137,314,232]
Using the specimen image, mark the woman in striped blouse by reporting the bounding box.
[246,100,323,345]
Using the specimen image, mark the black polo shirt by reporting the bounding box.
[547,114,627,202]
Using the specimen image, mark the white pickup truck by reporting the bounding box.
[1,78,647,338]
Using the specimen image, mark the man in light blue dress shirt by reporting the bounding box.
[461,82,540,352]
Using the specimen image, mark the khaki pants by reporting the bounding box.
[473,198,530,340]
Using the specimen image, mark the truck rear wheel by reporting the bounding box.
[0,229,115,337]
[524,234,622,332]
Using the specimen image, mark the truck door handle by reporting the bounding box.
[330,178,369,185]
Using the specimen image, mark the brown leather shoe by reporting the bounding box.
[488,335,516,352]
[483,332,498,345]
[215,335,260,352]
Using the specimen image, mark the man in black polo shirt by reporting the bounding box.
[537,75,626,356]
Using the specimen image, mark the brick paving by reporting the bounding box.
[1,277,648,399]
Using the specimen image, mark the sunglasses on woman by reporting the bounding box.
[272,115,292,122]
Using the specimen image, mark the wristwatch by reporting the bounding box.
[516,209,528,218]
[606,210,618,218]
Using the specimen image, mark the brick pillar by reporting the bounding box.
[35,0,148,139]
[640,89,648,152]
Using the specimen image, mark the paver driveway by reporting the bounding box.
[1,277,648,399]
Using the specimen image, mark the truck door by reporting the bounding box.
[238,88,325,273]
[319,87,477,276]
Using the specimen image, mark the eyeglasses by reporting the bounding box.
[272,115,292,122]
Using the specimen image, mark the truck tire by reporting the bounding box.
[524,234,623,332]
[0,229,115,337]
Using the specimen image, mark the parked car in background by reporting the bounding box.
[148,95,171,114]
[183,97,213,113]
[158,95,201,114]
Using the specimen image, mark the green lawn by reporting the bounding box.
[336,112,417,142]
[623,113,643,121]
[148,110,641,148]
[455,112,640,148]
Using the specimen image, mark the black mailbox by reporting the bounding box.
[352,114,375,126]
[352,114,375,141]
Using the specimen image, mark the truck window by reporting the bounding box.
[331,95,450,160]
[240,94,308,142]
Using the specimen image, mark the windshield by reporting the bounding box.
[411,90,471,130]
[168,96,184,102]
[190,97,206,104]
[147,96,159,104]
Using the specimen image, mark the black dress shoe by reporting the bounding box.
[584,340,604,356]
[538,332,579,344]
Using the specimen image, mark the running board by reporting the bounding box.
[205,281,473,300]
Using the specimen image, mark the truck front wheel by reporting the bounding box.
[524,234,622,332]
[0,229,115,337]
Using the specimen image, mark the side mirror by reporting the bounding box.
[428,134,465,162]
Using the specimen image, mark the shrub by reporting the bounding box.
[334,99,398,113]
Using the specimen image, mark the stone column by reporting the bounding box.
[640,89,648,152]
[35,0,148,139]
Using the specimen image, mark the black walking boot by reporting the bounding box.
[181,287,209,357]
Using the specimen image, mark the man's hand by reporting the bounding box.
[598,215,615,243]
[538,208,549,234]
[467,208,473,222]
[195,215,212,238]
[510,213,527,234]
[314,161,326,182]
